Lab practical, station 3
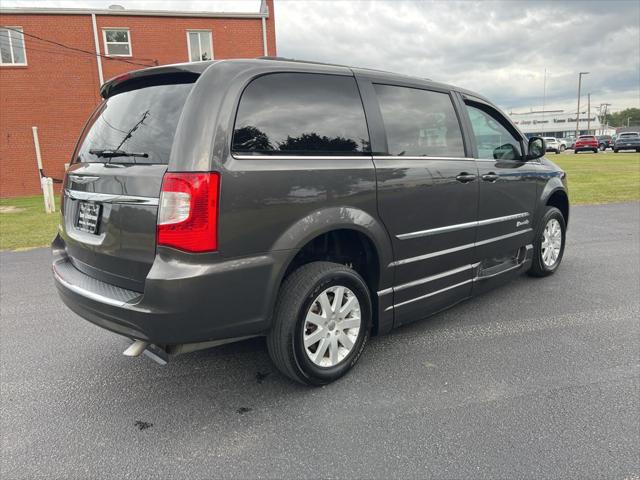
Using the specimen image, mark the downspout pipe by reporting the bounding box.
[260,0,268,56]
[91,13,104,86]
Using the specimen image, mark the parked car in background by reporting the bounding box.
[544,137,564,154]
[597,135,614,151]
[561,137,575,149]
[52,58,569,385]
[613,132,640,152]
[574,135,599,153]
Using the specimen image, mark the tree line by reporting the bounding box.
[603,108,640,128]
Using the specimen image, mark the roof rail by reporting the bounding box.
[256,56,431,81]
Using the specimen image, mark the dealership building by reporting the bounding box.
[509,110,613,138]
[0,2,276,197]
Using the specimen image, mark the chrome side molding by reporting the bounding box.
[386,279,473,311]
[390,228,533,266]
[386,249,531,311]
[397,212,530,240]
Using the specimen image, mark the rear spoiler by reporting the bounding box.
[100,62,213,99]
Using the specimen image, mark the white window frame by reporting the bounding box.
[0,26,28,66]
[186,30,214,62]
[102,28,132,57]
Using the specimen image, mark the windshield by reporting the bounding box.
[75,82,194,164]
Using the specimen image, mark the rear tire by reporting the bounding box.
[267,261,372,386]
[560,145,566,152]
[528,206,566,277]
[614,149,618,153]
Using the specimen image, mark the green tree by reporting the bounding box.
[604,108,640,127]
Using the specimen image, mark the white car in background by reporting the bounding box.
[544,137,565,154]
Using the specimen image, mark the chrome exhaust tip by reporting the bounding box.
[122,339,149,357]
[122,340,169,365]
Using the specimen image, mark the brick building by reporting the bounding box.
[0,1,276,197]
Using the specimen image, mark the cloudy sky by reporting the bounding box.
[3,0,639,113]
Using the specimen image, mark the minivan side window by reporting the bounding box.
[373,84,465,157]
[465,104,522,160]
[232,73,370,155]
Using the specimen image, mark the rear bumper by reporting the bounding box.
[574,146,597,151]
[614,145,640,150]
[52,235,290,345]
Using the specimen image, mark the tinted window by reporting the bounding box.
[75,82,193,164]
[466,104,522,160]
[374,84,465,157]
[232,73,370,155]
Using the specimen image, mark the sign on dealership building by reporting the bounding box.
[509,110,613,137]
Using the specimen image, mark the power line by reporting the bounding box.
[11,43,98,61]
[1,25,156,68]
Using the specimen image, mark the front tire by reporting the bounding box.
[267,261,372,385]
[528,206,566,277]
[614,149,619,153]
[560,145,566,152]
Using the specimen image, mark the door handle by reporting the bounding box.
[455,172,477,183]
[482,172,499,182]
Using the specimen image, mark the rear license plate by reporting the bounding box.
[76,201,101,234]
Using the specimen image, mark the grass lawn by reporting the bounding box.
[0,152,638,251]
[553,151,640,205]
[0,195,59,251]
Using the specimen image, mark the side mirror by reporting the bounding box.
[527,136,545,160]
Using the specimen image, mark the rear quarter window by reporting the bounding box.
[232,73,370,156]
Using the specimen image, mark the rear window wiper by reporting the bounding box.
[89,149,149,159]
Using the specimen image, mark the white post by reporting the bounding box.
[261,17,268,56]
[31,126,55,213]
[91,13,104,86]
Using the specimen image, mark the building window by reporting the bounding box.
[0,27,27,66]
[187,31,213,62]
[103,29,131,56]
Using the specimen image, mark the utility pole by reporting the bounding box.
[542,68,548,136]
[575,71,589,139]
[601,103,611,134]
[587,93,591,134]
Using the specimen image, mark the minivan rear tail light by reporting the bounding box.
[157,172,219,252]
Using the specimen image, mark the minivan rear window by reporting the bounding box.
[232,73,370,156]
[75,82,194,164]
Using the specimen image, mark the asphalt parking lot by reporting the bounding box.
[1,202,639,479]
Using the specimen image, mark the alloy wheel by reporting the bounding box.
[303,286,361,367]
[541,218,562,267]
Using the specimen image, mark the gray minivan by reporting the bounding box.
[53,58,569,385]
